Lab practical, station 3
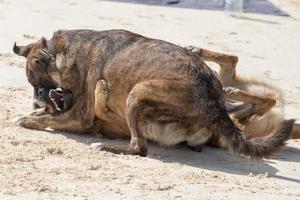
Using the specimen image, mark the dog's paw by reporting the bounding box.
[11,116,26,127]
[96,80,108,92]
[90,143,121,154]
[11,116,36,128]
[185,45,201,53]
[95,80,108,101]
[223,86,239,94]
[90,142,106,150]
[188,144,203,152]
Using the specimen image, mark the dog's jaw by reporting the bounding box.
[49,88,63,112]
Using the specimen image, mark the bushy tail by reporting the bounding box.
[189,60,294,159]
[211,111,294,159]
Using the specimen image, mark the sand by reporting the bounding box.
[0,0,299,199]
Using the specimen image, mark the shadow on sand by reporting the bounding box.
[47,129,300,184]
[104,0,289,16]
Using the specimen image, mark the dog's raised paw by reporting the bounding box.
[95,80,108,100]
[96,80,107,91]
[185,45,201,53]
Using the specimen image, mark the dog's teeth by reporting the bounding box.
[53,101,61,111]
[50,96,62,111]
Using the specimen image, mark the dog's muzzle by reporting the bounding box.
[33,98,45,109]
[32,86,47,109]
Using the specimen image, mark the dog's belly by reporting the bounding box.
[142,120,212,146]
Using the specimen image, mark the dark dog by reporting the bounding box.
[13,29,294,159]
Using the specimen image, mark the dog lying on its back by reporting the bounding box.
[186,46,300,140]
[13,29,295,159]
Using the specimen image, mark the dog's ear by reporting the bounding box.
[13,42,34,57]
[36,37,48,49]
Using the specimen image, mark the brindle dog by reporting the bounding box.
[33,45,300,141]
[13,29,294,159]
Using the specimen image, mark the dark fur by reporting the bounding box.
[13,29,294,159]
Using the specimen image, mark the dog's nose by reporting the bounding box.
[38,88,45,96]
[33,101,41,109]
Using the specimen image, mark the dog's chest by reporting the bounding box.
[55,54,64,72]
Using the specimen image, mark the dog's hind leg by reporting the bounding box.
[291,123,300,139]
[185,46,238,86]
[224,86,276,121]
[98,79,196,156]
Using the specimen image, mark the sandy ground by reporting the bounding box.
[0,0,300,199]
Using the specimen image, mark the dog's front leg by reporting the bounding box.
[13,113,91,133]
[14,93,95,132]
[29,108,49,116]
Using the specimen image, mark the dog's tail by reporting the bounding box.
[211,111,294,159]
[190,66,294,160]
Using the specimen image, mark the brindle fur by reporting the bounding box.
[186,46,300,140]
[34,46,300,141]
[13,29,294,159]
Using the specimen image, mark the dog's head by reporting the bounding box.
[13,37,62,109]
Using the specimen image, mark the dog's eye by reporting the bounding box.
[35,59,46,66]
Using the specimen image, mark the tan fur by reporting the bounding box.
[188,46,299,139]
[142,121,188,146]
[13,30,295,159]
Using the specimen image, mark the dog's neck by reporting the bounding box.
[46,39,64,72]
[46,39,57,56]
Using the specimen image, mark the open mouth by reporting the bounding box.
[48,87,73,113]
[49,88,64,112]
